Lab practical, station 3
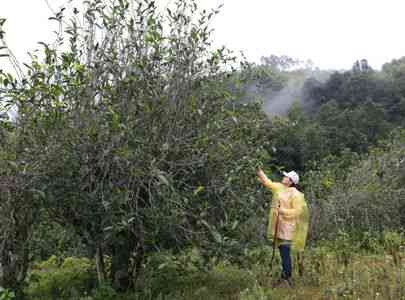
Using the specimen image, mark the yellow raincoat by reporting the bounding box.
[262,179,309,251]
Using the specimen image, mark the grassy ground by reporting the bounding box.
[23,241,405,300]
[251,253,405,300]
[159,249,405,300]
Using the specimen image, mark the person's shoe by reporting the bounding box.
[285,278,293,288]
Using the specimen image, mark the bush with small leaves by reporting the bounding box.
[25,256,96,300]
[0,287,15,300]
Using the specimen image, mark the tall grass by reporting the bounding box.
[22,232,405,300]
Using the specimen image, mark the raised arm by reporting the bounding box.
[256,168,279,191]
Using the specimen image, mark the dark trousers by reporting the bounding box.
[278,244,292,279]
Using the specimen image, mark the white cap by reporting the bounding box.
[282,171,299,185]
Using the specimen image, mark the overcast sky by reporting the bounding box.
[1,0,405,72]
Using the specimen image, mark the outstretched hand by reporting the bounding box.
[256,168,264,177]
[256,168,267,186]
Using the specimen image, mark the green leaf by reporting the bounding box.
[193,185,204,196]
[158,174,170,186]
[212,231,222,243]
[7,161,18,169]
[104,226,113,232]
[30,189,46,199]
[231,220,239,230]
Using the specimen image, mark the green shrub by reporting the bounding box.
[0,287,15,300]
[137,248,206,296]
[359,231,383,253]
[243,245,273,268]
[89,284,118,300]
[382,231,404,266]
[25,256,96,300]
[308,246,330,277]
[331,230,359,267]
[136,249,255,299]
[79,284,145,300]
[203,262,255,296]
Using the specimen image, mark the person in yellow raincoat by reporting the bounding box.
[256,168,309,287]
